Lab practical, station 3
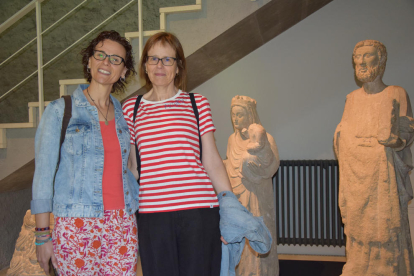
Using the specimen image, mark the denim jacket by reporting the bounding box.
[31,84,139,217]
[218,191,272,276]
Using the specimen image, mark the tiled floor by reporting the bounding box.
[280,260,345,276]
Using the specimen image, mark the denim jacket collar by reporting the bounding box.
[73,84,123,122]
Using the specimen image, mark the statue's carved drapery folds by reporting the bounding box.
[7,210,55,276]
[224,95,280,276]
[334,40,414,276]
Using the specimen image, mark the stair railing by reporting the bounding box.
[0,0,138,120]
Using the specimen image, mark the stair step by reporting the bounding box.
[125,30,162,40]
[125,4,202,41]
[28,101,51,108]
[160,4,202,14]
[0,129,5,148]
[0,0,203,149]
[0,122,36,129]
[59,79,88,85]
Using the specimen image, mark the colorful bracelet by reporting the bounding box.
[36,234,51,238]
[35,231,51,236]
[35,237,52,246]
[35,227,50,231]
[35,236,51,241]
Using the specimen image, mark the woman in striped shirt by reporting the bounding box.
[122,32,232,276]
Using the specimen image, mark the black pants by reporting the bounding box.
[138,207,221,276]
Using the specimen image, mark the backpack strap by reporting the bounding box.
[60,96,72,158]
[53,95,72,188]
[189,93,202,162]
[133,95,143,184]
[131,93,202,181]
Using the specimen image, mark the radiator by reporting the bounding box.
[273,160,345,247]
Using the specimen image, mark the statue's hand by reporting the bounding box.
[399,116,414,133]
[378,99,400,146]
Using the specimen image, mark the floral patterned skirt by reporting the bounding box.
[53,209,138,276]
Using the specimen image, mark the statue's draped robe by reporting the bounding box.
[224,131,279,276]
[8,210,55,276]
[334,86,414,276]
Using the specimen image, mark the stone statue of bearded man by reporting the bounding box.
[334,40,414,276]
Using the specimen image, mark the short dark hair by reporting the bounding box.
[139,32,187,91]
[81,30,137,93]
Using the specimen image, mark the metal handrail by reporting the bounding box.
[1,0,200,121]
[0,0,45,35]
[0,0,136,103]
[0,0,88,69]
[36,1,44,118]
[43,0,135,69]
[138,0,143,61]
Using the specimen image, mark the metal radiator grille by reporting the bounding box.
[273,160,345,247]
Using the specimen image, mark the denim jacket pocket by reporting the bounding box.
[64,123,92,155]
[120,126,131,146]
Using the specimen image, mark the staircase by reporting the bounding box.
[0,0,203,149]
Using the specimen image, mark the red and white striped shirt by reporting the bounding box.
[122,91,219,213]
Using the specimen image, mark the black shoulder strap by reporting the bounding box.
[60,96,72,154]
[189,93,202,162]
[133,95,143,183]
[53,95,72,186]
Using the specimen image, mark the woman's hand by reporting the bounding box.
[221,236,228,245]
[36,240,57,276]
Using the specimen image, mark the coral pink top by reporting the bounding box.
[100,119,125,210]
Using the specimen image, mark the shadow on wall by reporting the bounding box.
[0,188,31,270]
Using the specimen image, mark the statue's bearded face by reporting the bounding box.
[353,46,380,83]
[231,106,249,131]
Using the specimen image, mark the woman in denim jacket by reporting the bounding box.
[31,31,139,275]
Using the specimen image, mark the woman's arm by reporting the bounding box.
[128,144,139,180]
[201,131,232,194]
[201,131,231,244]
[32,101,62,214]
[32,101,63,275]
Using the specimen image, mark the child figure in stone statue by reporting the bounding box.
[334,40,414,276]
[244,124,267,153]
[241,123,275,183]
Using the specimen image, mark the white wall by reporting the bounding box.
[123,0,272,98]
[195,0,414,160]
[192,0,414,255]
[0,128,36,181]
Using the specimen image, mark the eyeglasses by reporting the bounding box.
[147,56,177,66]
[93,50,125,65]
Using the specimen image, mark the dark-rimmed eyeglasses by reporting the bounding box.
[93,50,125,65]
[147,56,177,66]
